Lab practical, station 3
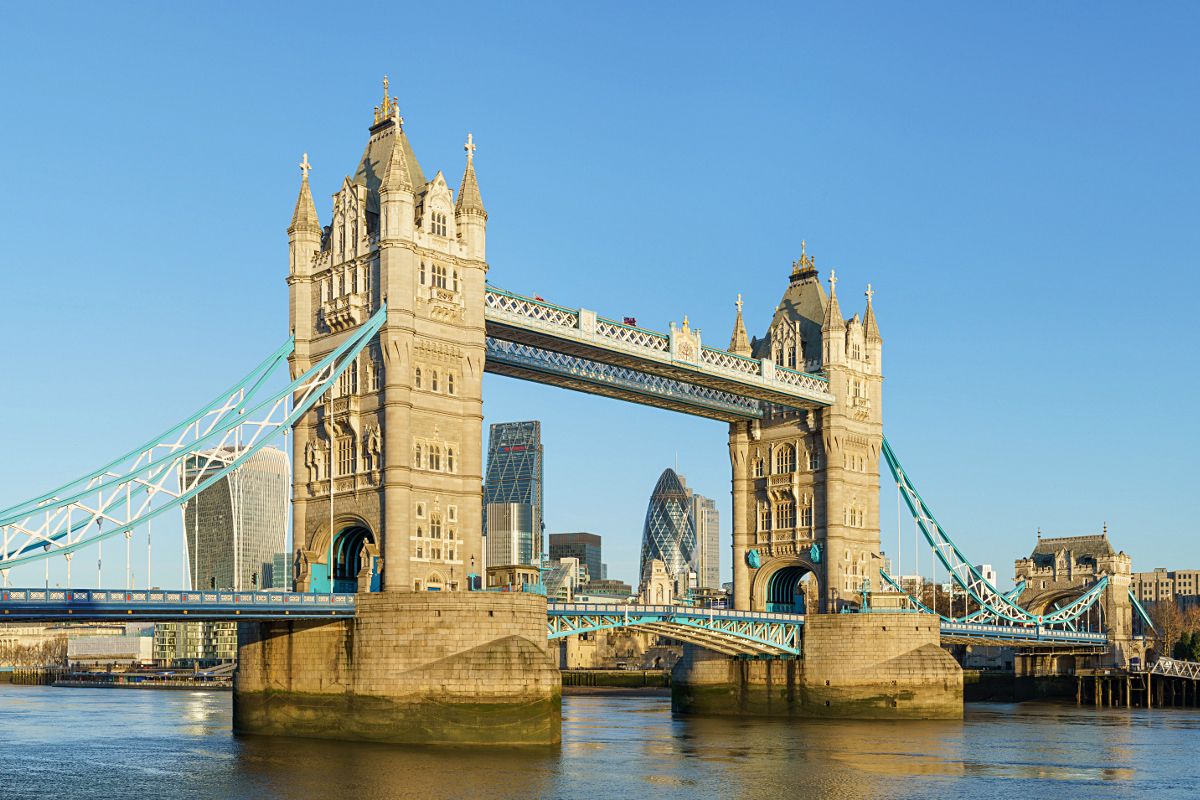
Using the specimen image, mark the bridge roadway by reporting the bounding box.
[0,589,1108,652]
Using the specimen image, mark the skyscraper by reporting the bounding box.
[691,493,720,590]
[639,468,696,592]
[181,445,289,591]
[548,532,602,583]
[483,421,544,567]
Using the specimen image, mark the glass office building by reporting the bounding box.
[639,468,696,589]
[691,493,720,590]
[181,445,289,591]
[548,532,602,584]
[484,421,544,566]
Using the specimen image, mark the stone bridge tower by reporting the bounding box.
[286,81,488,594]
[728,246,883,613]
[1014,529,1136,668]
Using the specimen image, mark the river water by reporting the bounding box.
[1,684,1198,799]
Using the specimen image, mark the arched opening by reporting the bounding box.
[333,525,376,593]
[765,565,819,614]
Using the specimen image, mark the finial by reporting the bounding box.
[299,152,312,179]
[801,240,806,258]
[1103,521,1108,536]
[1037,527,1042,539]
[464,132,476,163]
[828,269,838,294]
[735,293,743,315]
[683,315,690,328]
[865,283,874,304]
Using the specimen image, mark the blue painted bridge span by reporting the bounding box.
[0,590,1107,651]
[0,588,355,620]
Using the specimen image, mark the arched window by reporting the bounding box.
[801,506,813,527]
[414,367,422,389]
[431,371,439,392]
[432,264,448,289]
[446,448,455,472]
[759,504,771,531]
[787,347,797,368]
[452,269,459,292]
[775,444,796,474]
[447,374,455,395]
[430,516,442,539]
[807,448,820,471]
[753,456,764,478]
[776,502,796,529]
[414,443,423,468]
[429,445,441,471]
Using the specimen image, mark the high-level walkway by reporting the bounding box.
[483,286,834,421]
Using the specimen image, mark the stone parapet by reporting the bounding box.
[673,611,962,719]
[234,592,560,744]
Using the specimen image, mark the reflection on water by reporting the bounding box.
[2,685,1199,799]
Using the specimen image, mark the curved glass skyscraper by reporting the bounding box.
[639,468,696,588]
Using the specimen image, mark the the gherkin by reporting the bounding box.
[639,468,696,588]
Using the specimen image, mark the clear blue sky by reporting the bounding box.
[1,3,1197,589]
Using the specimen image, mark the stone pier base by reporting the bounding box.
[233,592,561,745]
[673,612,962,719]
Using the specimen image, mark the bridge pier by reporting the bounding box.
[672,612,962,719]
[233,592,560,745]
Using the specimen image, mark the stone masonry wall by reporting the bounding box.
[234,592,561,744]
[673,611,962,719]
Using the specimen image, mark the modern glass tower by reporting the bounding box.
[548,532,602,583]
[483,421,544,566]
[181,445,289,591]
[639,468,696,590]
[691,493,720,589]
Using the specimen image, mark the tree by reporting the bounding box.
[1149,599,1185,660]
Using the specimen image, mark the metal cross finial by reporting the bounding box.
[829,269,838,293]
[382,75,389,104]
[736,293,743,315]
[865,283,874,303]
[801,240,806,257]
[464,132,476,162]
[299,153,312,179]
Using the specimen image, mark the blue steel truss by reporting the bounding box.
[882,437,1110,630]
[547,602,802,657]
[485,337,763,421]
[0,307,386,576]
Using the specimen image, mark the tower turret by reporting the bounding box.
[288,153,321,278]
[379,109,415,242]
[821,270,845,366]
[728,294,751,357]
[455,133,487,261]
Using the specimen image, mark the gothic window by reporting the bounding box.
[808,448,821,471]
[447,374,455,395]
[753,456,764,478]
[432,264,448,289]
[419,262,426,285]
[415,367,422,389]
[432,371,439,392]
[452,269,459,292]
[431,516,442,539]
[759,504,771,531]
[851,344,862,360]
[447,528,455,540]
[446,448,455,473]
[351,267,359,294]
[429,445,442,471]
[448,547,456,561]
[448,506,457,523]
[776,502,795,529]
[414,443,423,468]
[416,545,424,559]
[774,444,796,474]
[801,506,813,528]
[337,436,355,476]
[432,212,447,237]
[320,281,329,303]
[787,348,797,369]
[369,359,381,391]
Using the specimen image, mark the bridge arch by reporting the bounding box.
[309,514,379,593]
[750,557,822,614]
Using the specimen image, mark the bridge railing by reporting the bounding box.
[0,588,356,607]
[1147,658,1200,680]
[548,602,805,623]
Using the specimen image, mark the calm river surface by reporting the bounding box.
[2,684,1199,799]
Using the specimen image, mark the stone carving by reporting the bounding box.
[304,441,325,482]
[366,425,382,471]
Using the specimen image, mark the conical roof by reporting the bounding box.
[288,156,320,235]
[455,133,486,219]
[863,284,881,341]
[729,295,751,356]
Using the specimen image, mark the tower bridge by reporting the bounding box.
[0,81,1141,743]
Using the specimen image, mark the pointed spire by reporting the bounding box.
[863,282,882,341]
[729,293,751,356]
[822,269,845,331]
[288,153,320,235]
[381,131,413,193]
[455,132,487,219]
